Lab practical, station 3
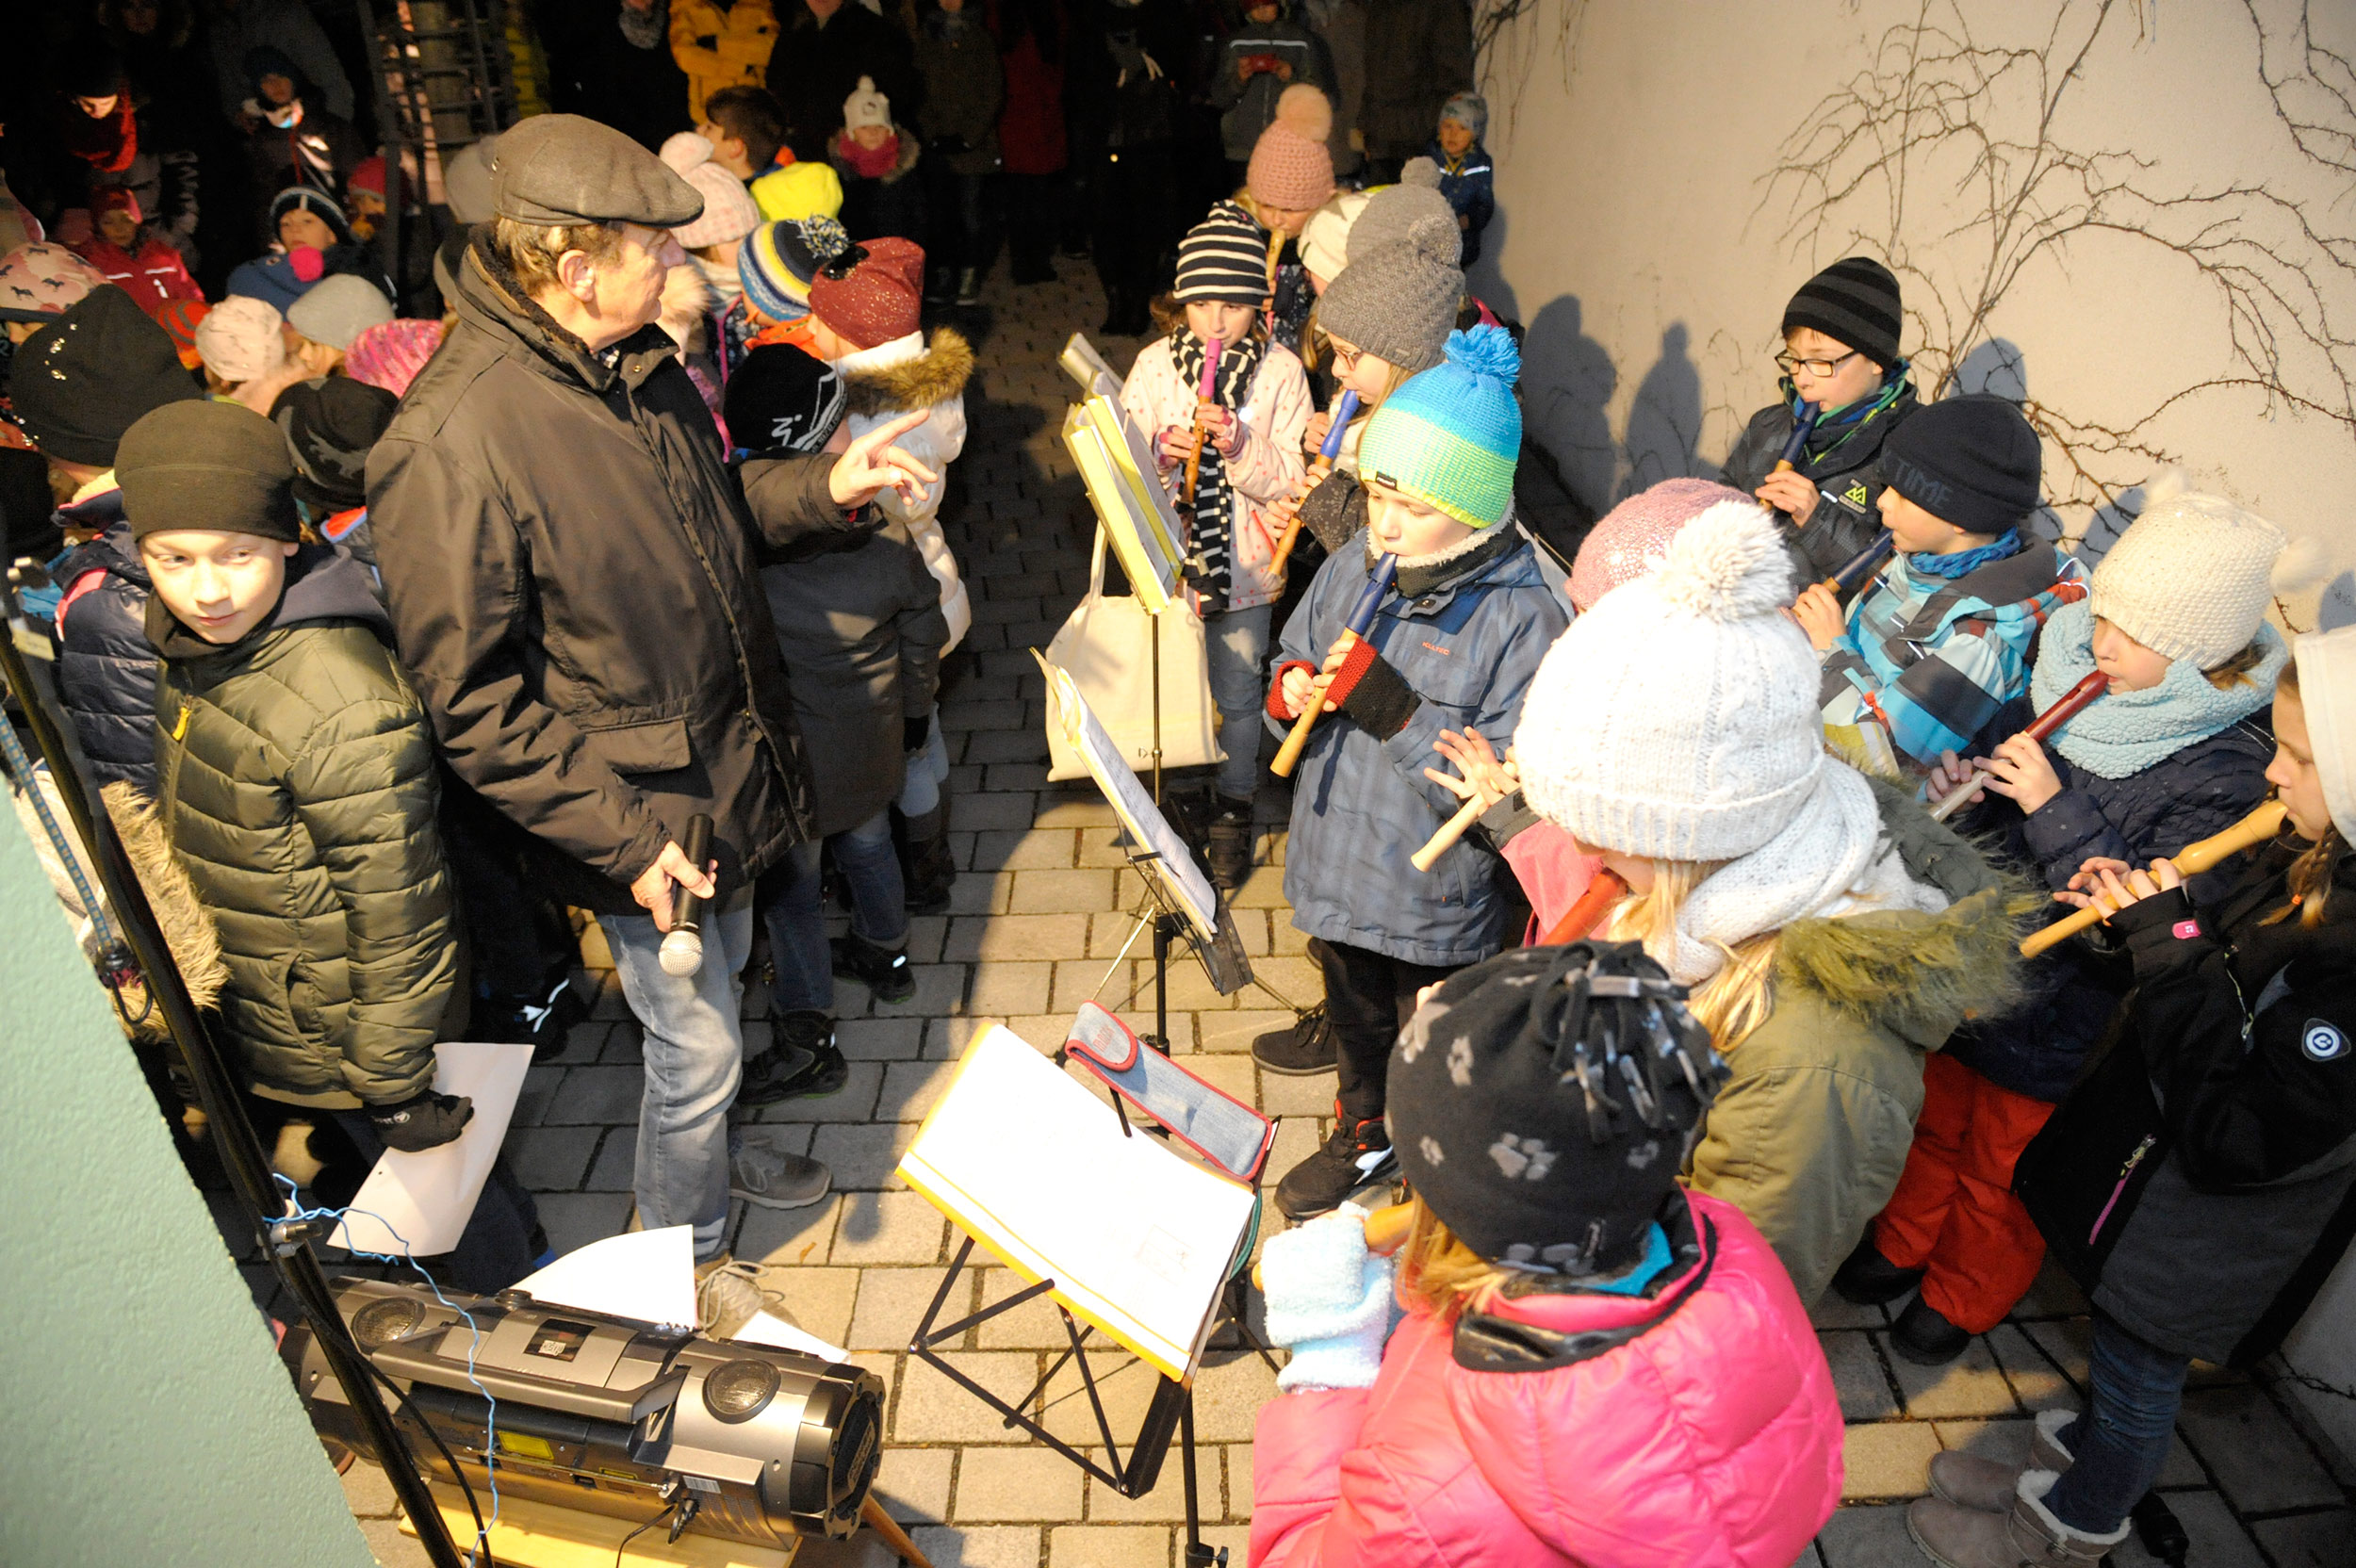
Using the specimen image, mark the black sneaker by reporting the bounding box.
[1252,1004,1337,1075]
[1275,1107,1399,1221]
[1206,797,1252,890]
[833,931,916,1004]
[1831,1233,1924,1305]
[471,971,591,1063]
[1891,1293,1973,1365]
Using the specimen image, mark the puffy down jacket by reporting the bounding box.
[1251,1190,1843,1567]
[49,503,158,796]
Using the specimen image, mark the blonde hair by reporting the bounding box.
[1597,859,1782,1049]
[487,215,628,298]
[1395,1196,1517,1322]
[2203,636,2269,692]
[2266,662,2343,928]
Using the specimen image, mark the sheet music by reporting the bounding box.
[1058,333,1123,400]
[897,1024,1257,1380]
[331,1040,532,1256]
[1062,394,1186,612]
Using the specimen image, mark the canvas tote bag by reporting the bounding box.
[1043,527,1225,782]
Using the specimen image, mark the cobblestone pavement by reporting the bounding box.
[224,261,2353,1566]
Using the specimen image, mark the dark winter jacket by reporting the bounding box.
[1210,7,1333,162]
[989,0,1069,174]
[1945,676,2276,1101]
[1067,0,1188,154]
[757,515,948,837]
[916,11,1006,176]
[49,505,159,796]
[1357,0,1471,163]
[1721,377,1919,588]
[2017,839,2356,1365]
[366,237,841,915]
[152,547,453,1110]
[1269,528,1566,967]
[768,0,921,161]
[1425,135,1492,266]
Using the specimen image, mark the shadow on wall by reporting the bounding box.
[1953,335,2075,549]
[1621,322,1704,500]
[1517,292,1617,519]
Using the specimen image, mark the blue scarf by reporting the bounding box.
[1906,528,2021,580]
[2028,599,2284,779]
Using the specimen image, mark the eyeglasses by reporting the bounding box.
[1775,348,1862,379]
[1321,336,1364,373]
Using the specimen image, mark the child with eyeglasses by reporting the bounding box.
[1721,256,1919,591]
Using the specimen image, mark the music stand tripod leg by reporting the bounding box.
[860,1495,937,1567]
[1180,1389,1222,1566]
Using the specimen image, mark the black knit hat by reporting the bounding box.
[270,376,399,511]
[10,286,201,467]
[1781,255,1902,369]
[1172,204,1270,304]
[270,183,358,249]
[1387,942,1728,1277]
[723,345,846,457]
[1884,393,2043,535]
[116,400,301,544]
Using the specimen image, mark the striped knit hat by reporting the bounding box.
[1358,325,1520,529]
[1781,255,1902,368]
[1173,202,1270,303]
[738,215,850,321]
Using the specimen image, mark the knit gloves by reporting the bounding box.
[1258,1201,1397,1393]
[1265,644,1418,740]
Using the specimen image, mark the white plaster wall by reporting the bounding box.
[1475,0,2356,1461]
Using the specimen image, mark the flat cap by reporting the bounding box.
[491,114,703,229]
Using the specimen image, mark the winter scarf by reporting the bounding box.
[1173,328,1265,612]
[1909,527,2022,580]
[1653,760,1950,987]
[2028,599,2287,779]
[1786,366,1909,466]
[61,90,139,174]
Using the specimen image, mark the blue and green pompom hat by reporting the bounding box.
[1358,325,1522,530]
[738,216,850,322]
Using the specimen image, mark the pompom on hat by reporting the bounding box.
[1246,83,1335,213]
[1299,188,1370,284]
[1347,158,1455,268]
[738,215,850,321]
[2088,467,2300,669]
[843,74,892,131]
[659,131,715,176]
[1356,325,1521,530]
[1568,478,1755,613]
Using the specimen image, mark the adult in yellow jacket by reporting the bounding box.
[671,0,780,122]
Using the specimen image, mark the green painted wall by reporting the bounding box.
[0,803,375,1566]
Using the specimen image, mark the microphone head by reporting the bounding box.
[658,928,704,978]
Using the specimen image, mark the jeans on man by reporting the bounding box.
[761,809,909,1014]
[1203,602,1272,803]
[2047,1310,2193,1532]
[599,897,754,1261]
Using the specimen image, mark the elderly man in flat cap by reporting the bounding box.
[368,115,934,1271]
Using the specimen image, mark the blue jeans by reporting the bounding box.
[599,897,754,1261]
[897,706,950,819]
[2047,1311,2191,1533]
[1203,603,1271,803]
[761,809,909,1015]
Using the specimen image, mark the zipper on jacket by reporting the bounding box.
[2088,1133,2158,1245]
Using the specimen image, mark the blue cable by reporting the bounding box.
[273,1174,501,1563]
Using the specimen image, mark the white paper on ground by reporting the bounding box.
[730,1309,850,1364]
[513,1225,699,1331]
[330,1039,532,1257]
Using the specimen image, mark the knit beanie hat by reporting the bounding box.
[672,161,762,250]
[808,236,923,349]
[1299,188,1370,284]
[1883,393,2042,536]
[843,74,892,131]
[2295,625,2356,845]
[659,131,713,175]
[1347,159,1456,268]
[723,344,846,456]
[344,316,443,398]
[1315,210,1461,374]
[271,184,358,249]
[1387,942,1727,1275]
[194,295,286,384]
[751,160,844,222]
[1781,255,1902,370]
[271,374,399,511]
[116,400,300,544]
[441,134,499,226]
[1356,326,1520,529]
[91,186,142,224]
[1438,91,1488,140]
[1568,477,1753,613]
[2087,468,2288,668]
[154,297,210,370]
[0,243,109,322]
[347,155,385,201]
[1173,203,1270,303]
[739,215,850,321]
[286,272,394,350]
[11,286,200,466]
[1246,84,1335,212]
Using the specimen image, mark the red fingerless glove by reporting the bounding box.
[1324,639,1418,741]
[1268,661,1316,721]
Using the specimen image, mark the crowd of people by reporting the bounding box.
[3,7,2350,1568]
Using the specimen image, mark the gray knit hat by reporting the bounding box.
[286,273,394,351]
[1347,158,1457,268]
[1316,210,1461,374]
[1439,92,1488,141]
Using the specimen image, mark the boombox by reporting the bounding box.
[290,1276,883,1550]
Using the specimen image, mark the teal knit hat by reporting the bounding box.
[1358,325,1522,529]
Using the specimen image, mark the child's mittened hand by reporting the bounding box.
[1259,1202,1396,1393]
[1982,732,2063,814]
[1791,582,1845,650]
[1755,469,1820,523]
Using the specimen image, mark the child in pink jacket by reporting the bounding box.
[1252,942,1843,1568]
[1121,204,1312,887]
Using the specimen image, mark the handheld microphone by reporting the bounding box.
[657,814,715,978]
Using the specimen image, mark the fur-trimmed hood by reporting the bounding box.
[1773,776,2033,1050]
[658,262,718,357]
[104,781,226,1042]
[841,327,973,416]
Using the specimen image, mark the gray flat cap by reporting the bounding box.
[490,114,703,228]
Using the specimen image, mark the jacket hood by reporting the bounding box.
[1774,776,2031,1048]
[147,543,388,662]
[843,327,973,416]
[57,512,147,590]
[453,235,681,400]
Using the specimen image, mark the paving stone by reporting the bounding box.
[875,1059,963,1124]
[958,1446,1087,1521]
[833,1190,951,1266]
[1197,1009,1292,1054]
[760,1265,860,1349]
[840,1016,929,1060]
[2176,1383,2343,1513]
[906,1524,1043,1568]
[1815,1503,1914,1566]
[1885,1333,2021,1418]
[973,827,1079,871]
[2248,1509,2354,1566]
[533,1191,632,1257]
[895,1351,1049,1443]
[546,1016,611,1066]
[810,1119,918,1190]
[974,1267,1076,1349]
[1808,1292,1890,1331]
[946,913,1093,963]
[543,1063,643,1124]
[1225,1443,1253,1520]
[509,1063,565,1128]
[955,791,1044,832]
[969,961,1055,1018]
[504,1124,599,1191]
[856,1265,976,1352]
[875,963,970,1018]
[1033,799,1119,826]
[1840,1421,1940,1499]
[1077,826,1142,868]
[1256,1064,1339,1117]
[873,1445,957,1526]
[1039,1348,1166,1446]
[1049,1524,1171,1567]
[1193,1351,1282,1443]
[737,1194,843,1267]
[2021,1317,2091,1389]
[1009,869,1119,913]
[1821,1331,1901,1421]
[1082,1445,1191,1523]
[1984,1323,2077,1412]
[1227,865,1290,909]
